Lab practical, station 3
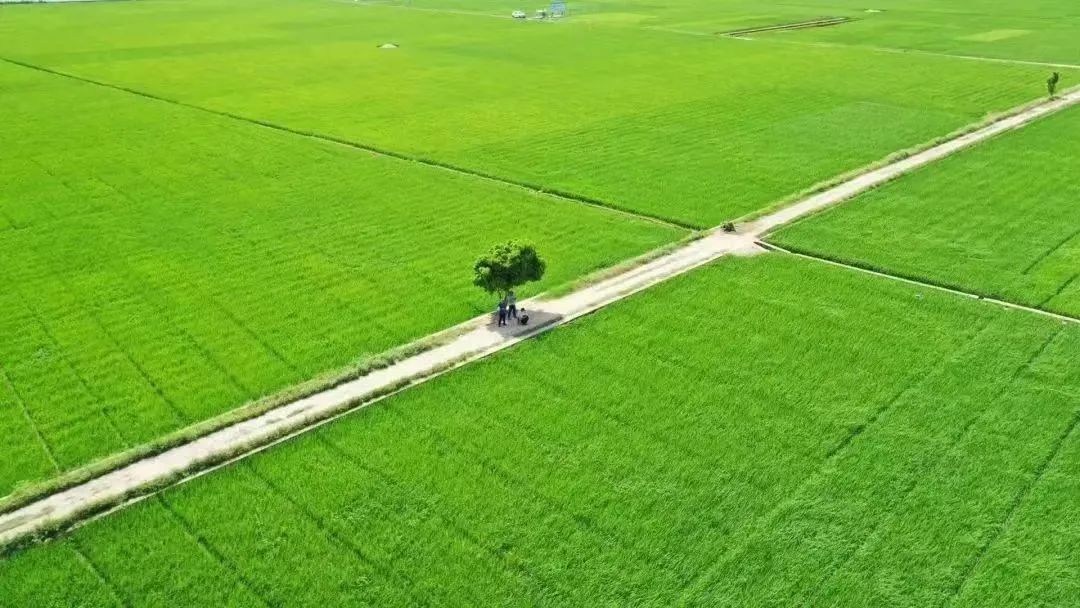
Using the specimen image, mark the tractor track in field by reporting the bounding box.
[720,16,853,38]
[3,70,1080,554]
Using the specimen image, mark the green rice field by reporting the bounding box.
[747,0,1080,66]
[3,0,1080,604]
[0,58,681,497]
[0,0,1063,499]
[2,255,1078,606]
[0,0,1061,226]
[773,105,1080,317]
[432,0,1080,65]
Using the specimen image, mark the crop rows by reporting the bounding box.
[3,255,1078,606]
[0,60,681,497]
[0,0,1060,227]
[773,104,1080,318]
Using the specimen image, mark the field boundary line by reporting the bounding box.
[314,431,561,595]
[241,462,435,606]
[805,325,1062,604]
[0,56,695,231]
[674,316,998,603]
[1038,268,1080,307]
[0,363,61,474]
[59,259,199,427]
[403,381,658,570]
[10,286,132,446]
[720,16,853,37]
[944,403,1080,606]
[156,495,275,608]
[1021,225,1080,274]
[760,242,1080,325]
[71,540,132,608]
[206,296,302,375]
[4,81,1080,552]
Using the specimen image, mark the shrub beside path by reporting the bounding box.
[2,87,1080,550]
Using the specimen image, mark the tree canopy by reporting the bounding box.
[473,241,546,297]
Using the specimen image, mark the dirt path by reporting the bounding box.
[0,234,761,547]
[3,89,1080,550]
[745,86,1080,235]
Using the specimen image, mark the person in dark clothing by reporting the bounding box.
[497,298,508,327]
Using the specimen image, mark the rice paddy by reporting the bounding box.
[744,0,1080,66]
[0,0,1061,227]
[3,0,1079,604]
[2,255,1078,606]
[435,0,1080,65]
[0,58,681,497]
[772,105,1080,317]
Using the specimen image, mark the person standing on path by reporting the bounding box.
[497,298,508,327]
[507,290,518,320]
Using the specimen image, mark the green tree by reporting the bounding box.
[473,241,546,298]
[1048,71,1061,98]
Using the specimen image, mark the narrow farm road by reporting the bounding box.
[0,234,762,547]
[745,85,1080,235]
[3,87,1080,549]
